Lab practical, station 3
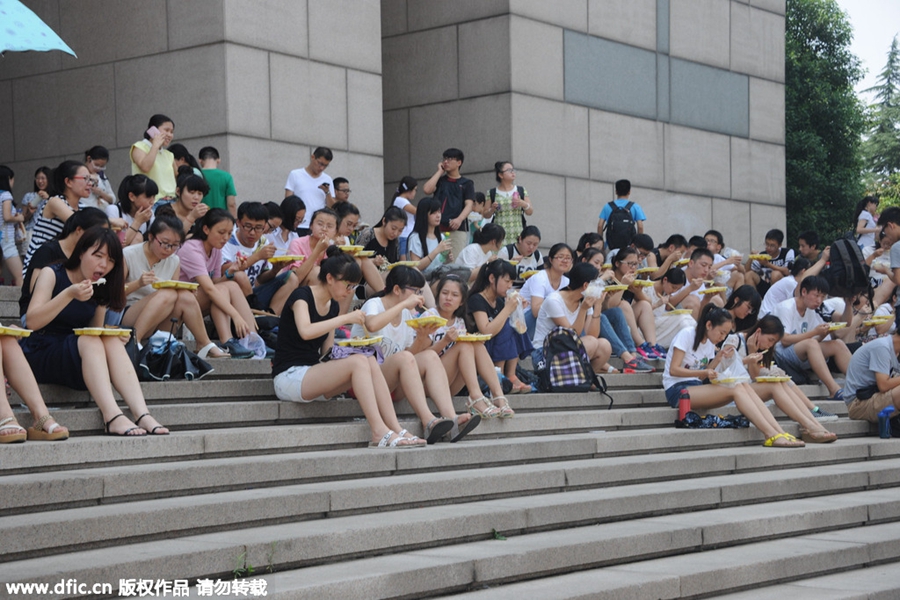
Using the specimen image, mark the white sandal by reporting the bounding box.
[197,342,230,359]
[0,416,27,444]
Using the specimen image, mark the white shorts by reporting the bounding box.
[1,232,18,260]
[273,365,329,403]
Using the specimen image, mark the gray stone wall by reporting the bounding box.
[382,0,786,252]
[1,0,385,224]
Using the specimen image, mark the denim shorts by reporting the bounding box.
[775,345,811,372]
[665,380,704,408]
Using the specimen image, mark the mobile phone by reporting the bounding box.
[146,126,160,139]
[322,182,330,188]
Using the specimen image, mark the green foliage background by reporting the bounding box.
[785,0,867,246]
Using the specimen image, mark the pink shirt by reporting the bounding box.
[177,239,223,281]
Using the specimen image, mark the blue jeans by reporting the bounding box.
[599,307,635,357]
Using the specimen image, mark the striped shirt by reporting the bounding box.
[23,197,85,271]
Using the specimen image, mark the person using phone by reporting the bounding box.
[130,114,177,201]
[284,147,334,236]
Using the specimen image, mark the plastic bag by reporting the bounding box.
[584,278,605,301]
[506,289,527,334]
[712,335,751,387]
[238,331,268,360]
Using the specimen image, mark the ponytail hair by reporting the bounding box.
[745,314,785,367]
[377,265,425,297]
[392,176,418,199]
[189,208,234,241]
[470,259,516,296]
[563,263,599,291]
[694,304,733,351]
[472,223,505,246]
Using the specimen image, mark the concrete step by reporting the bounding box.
[4,444,898,560]
[714,561,900,599]
[1,430,890,513]
[0,412,877,475]
[3,476,900,596]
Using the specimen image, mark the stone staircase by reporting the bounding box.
[0,284,898,599]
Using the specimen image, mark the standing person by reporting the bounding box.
[484,161,533,243]
[423,148,475,261]
[597,179,646,251]
[198,146,237,219]
[662,305,804,448]
[392,176,418,260]
[109,175,156,247]
[23,161,91,271]
[272,253,424,448]
[284,147,334,236]
[20,166,54,252]
[23,228,169,436]
[130,114,177,201]
[0,166,24,285]
[83,146,116,210]
[854,196,879,257]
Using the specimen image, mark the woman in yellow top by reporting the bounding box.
[130,114,177,201]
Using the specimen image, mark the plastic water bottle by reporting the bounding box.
[878,406,895,439]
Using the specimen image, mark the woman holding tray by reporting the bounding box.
[121,214,230,358]
[23,227,168,436]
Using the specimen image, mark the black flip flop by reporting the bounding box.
[135,412,169,435]
[424,418,454,444]
[449,414,481,443]
[105,413,146,437]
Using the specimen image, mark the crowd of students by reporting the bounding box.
[0,130,897,447]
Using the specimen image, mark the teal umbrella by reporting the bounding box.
[0,0,76,57]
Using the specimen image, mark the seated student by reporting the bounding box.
[423,274,512,418]
[611,247,667,360]
[497,225,543,283]
[222,201,299,317]
[860,286,897,342]
[350,266,479,443]
[745,228,794,295]
[726,315,838,442]
[668,248,723,320]
[797,230,821,263]
[631,233,655,268]
[391,176,418,260]
[20,208,111,322]
[285,208,338,287]
[466,192,490,244]
[272,252,424,448]
[520,243,573,341]
[648,234,688,280]
[532,262,612,375]
[644,267,697,349]
[165,170,210,235]
[723,284,762,333]
[177,209,258,358]
[23,228,168,436]
[760,258,810,317]
[262,201,283,236]
[842,320,900,424]
[662,305,804,448]
[109,174,155,247]
[867,235,892,293]
[704,229,744,291]
[121,214,230,358]
[468,260,532,393]
[356,206,406,268]
[408,197,454,281]
[453,223,506,282]
[334,202,384,297]
[270,196,304,255]
[575,232,604,262]
[772,276,851,399]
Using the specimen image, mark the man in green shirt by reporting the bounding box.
[199,146,237,218]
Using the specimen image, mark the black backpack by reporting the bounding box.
[489,186,527,228]
[823,238,871,300]
[603,201,636,250]
[536,326,613,408]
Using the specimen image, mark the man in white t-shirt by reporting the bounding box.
[668,248,721,320]
[772,276,851,400]
[284,147,335,235]
[704,230,744,291]
[222,202,299,315]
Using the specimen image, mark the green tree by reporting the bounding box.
[862,35,900,177]
[786,0,867,245]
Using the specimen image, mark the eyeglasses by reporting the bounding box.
[336,188,351,194]
[554,255,573,262]
[404,286,424,296]
[240,223,267,233]
[623,261,640,268]
[71,176,93,186]
[155,238,182,251]
[501,168,516,174]
[337,281,360,291]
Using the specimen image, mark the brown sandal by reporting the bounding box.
[0,416,26,443]
[26,414,69,441]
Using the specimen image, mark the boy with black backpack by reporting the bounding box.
[423,148,475,262]
[597,179,646,251]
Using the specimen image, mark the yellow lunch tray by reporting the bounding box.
[748,254,772,260]
[74,327,131,337]
[756,376,791,383]
[337,245,364,253]
[152,281,199,290]
[268,255,305,263]
[0,325,30,338]
[863,319,893,327]
[457,333,492,342]
[700,286,727,295]
[406,316,448,328]
[632,280,654,287]
[828,322,847,331]
[665,309,693,315]
[521,270,540,279]
[355,250,375,257]
[636,267,656,274]
[386,261,420,270]
[711,377,743,385]
[604,284,628,292]
[508,260,519,265]
[674,259,690,266]
[336,336,383,347]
